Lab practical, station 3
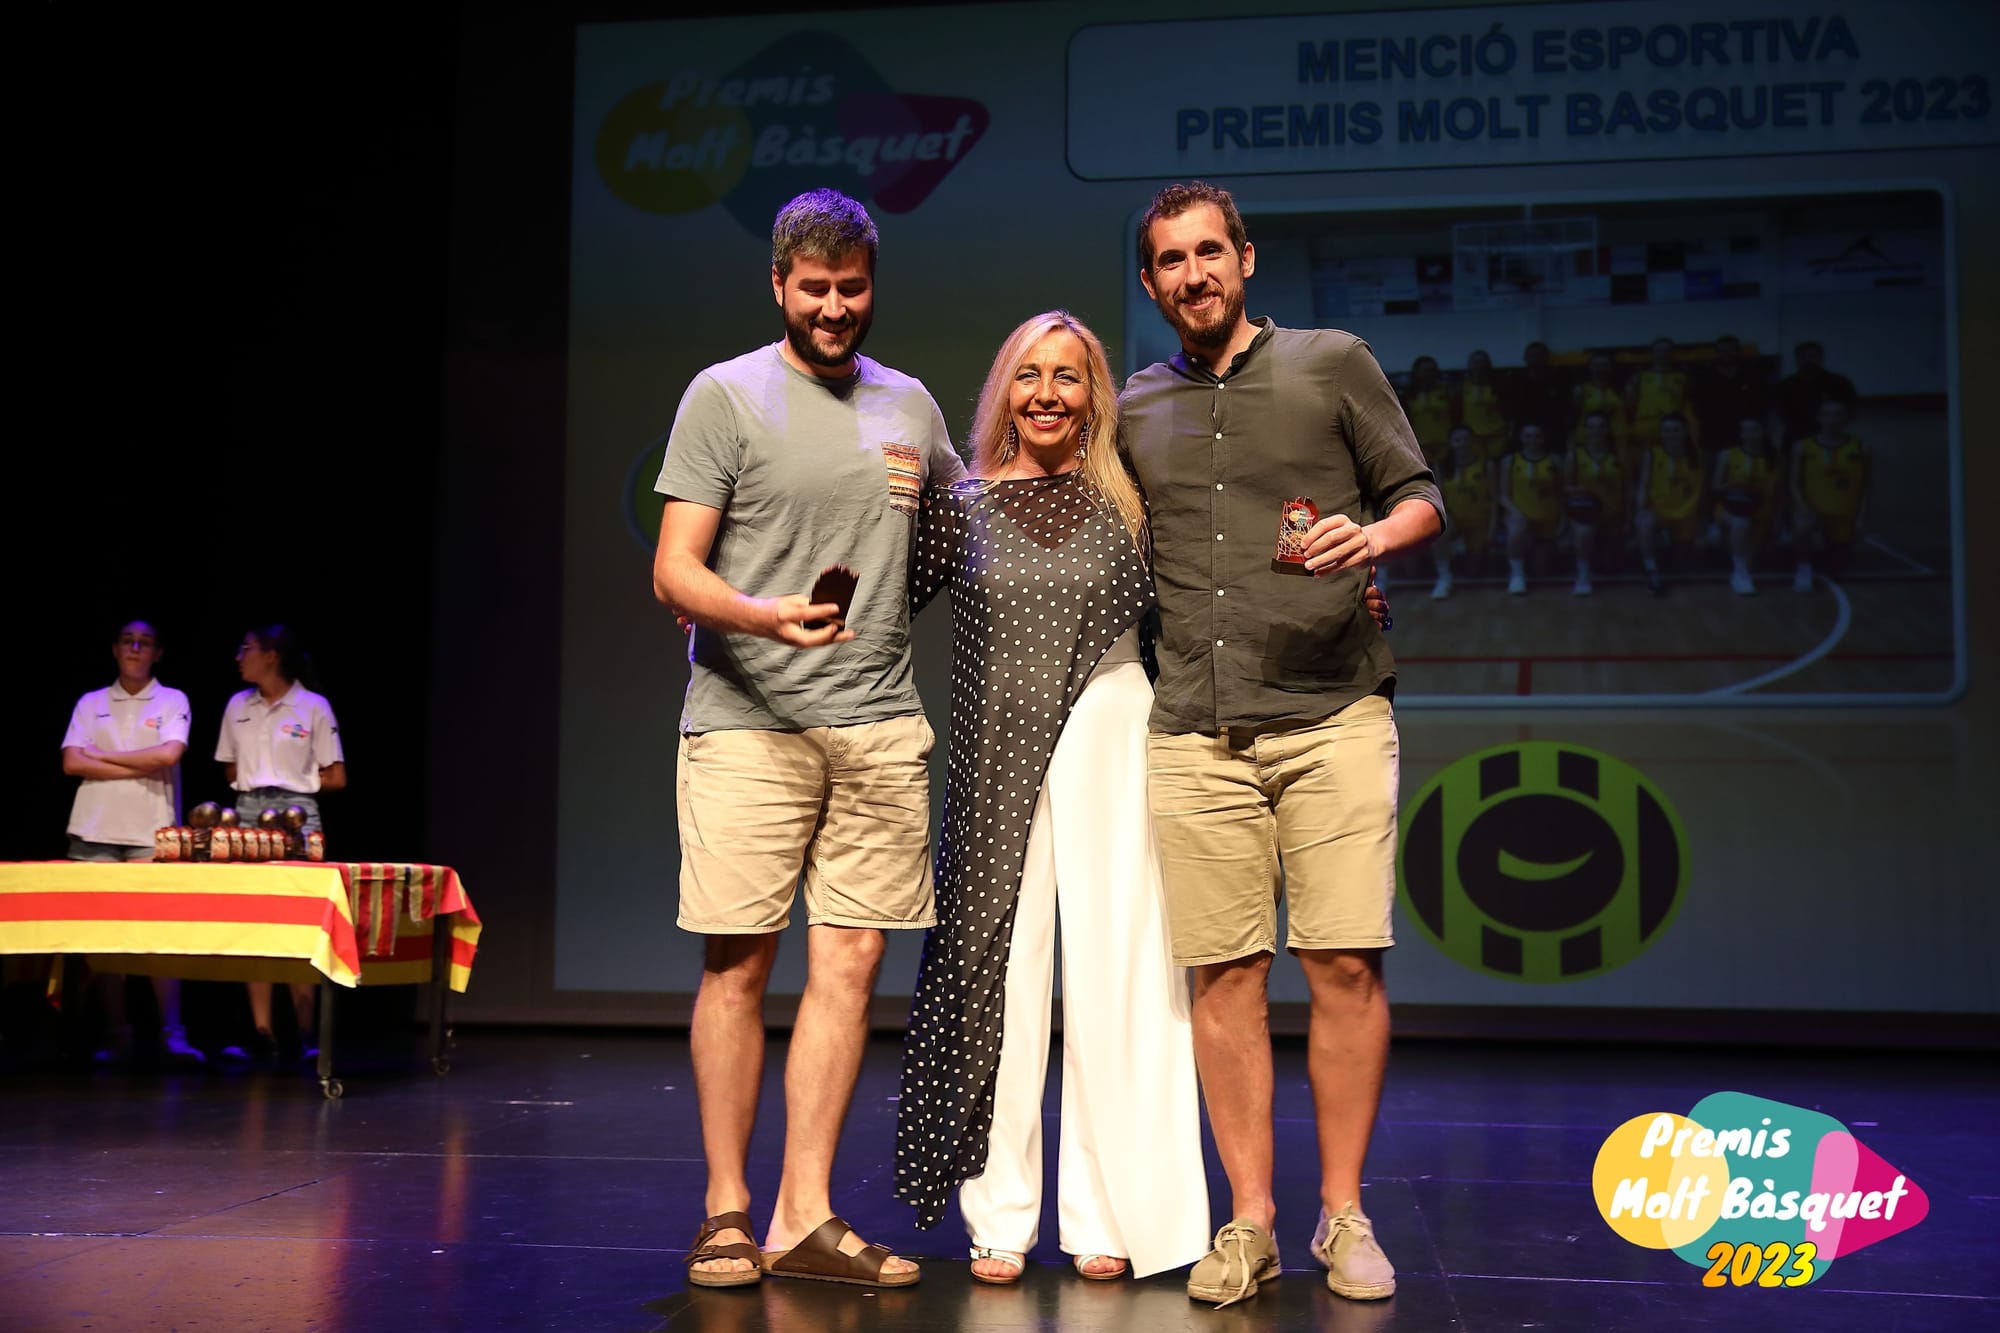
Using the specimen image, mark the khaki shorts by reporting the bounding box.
[676,713,936,934]
[1148,694,1399,966]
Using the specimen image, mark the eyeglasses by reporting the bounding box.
[117,637,158,649]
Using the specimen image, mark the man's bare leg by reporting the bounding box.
[765,924,914,1274]
[1190,953,1277,1230]
[690,932,777,1277]
[1297,947,1389,1212]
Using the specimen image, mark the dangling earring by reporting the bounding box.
[1077,418,1090,461]
[1003,422,1018,460]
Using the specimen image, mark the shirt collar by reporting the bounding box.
[1170,317,1274,384]
[771,341,865,393]
[248,681,304,708]
[108,679,159,702]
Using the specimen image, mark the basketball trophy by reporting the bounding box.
[1273,497,1318,574]
[188,802,221,860]
[281,805,308,860]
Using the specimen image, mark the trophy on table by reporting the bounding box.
[156,801,322,861]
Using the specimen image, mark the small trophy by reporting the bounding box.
[804,563,859,630]
[1273,496,1318,575]
[188,802,221,861]
[281,805,308,859]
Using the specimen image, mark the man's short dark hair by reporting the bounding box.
[771,189,879,280]
[1138,181,1248,272]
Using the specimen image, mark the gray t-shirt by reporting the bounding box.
[656,343,967,734]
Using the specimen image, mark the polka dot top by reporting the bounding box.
[893,471,1155,1229]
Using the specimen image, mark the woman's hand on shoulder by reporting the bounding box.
[1364,567,1392,632]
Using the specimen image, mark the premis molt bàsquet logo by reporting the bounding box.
[595,31,989,231]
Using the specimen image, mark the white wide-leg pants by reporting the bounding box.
[958,629,1210,1278]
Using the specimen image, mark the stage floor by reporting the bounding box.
[0,1030,1992,1331]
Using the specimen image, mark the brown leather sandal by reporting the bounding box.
[685,1210,762,1288]
[760,1215,921,1288]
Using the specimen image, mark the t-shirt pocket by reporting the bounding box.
[882,442,921,515]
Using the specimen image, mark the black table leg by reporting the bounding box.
[429,915,452,1075]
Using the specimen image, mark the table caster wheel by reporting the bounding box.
[320,1077,345,1100]
[432,1056,452,1076]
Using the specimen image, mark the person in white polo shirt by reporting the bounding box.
[60,617,202,1067]
[215,623,345,1062]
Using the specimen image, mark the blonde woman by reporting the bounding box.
[893,311,1210,1284]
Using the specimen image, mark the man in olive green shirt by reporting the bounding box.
[1119,181,1442,1308]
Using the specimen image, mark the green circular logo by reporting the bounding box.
[625,434,669,552]
[1397,741,1687,982]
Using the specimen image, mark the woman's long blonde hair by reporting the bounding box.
[969,310,1147,549]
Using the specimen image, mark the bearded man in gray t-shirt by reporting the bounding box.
[652,189,964,1290]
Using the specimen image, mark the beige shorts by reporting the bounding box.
[1148,694,1399,966]
[676,713,937,934]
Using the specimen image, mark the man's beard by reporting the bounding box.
[785,307,872,369]
[1156,283,1243,350]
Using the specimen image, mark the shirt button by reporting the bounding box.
[1215,533,1224,541]
[1215,639,1225,647]
[1213,432,1223,440]
[1217,589,1226,597]
[1215,483,1224,491]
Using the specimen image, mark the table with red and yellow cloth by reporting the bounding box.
[0,860,481,1095]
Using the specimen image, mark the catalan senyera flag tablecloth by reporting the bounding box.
[0,861,480,991]
[335,862,482,991]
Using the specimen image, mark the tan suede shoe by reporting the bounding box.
[1185,1218,1281,1307]
[1312,1204,1396,1300]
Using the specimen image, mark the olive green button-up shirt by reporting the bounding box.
[1119,319,1442,735]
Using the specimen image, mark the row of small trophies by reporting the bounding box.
[155,802,325,863]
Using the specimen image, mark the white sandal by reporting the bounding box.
[969,1246,1027,1285]
[1073,1254,1128,1280]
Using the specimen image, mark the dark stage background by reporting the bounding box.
[7,6,456,1041]
[10,1,1998,1046]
